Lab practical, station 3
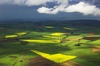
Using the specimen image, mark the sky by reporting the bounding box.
[0,0,100,21]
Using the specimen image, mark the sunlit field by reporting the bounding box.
[0,20,100,66]
[31,50,77,63]
[5,35,18,38]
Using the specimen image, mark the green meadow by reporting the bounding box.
[0,20,100,66]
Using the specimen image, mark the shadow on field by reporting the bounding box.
[0,38,71,58]
[28,42,71,54]
[28,56,60,66]
[78,52,100,66]
[0,63,7,66]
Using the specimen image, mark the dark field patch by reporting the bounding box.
[0,63,7,66]
[28,56,60,66]
[61,61,84,66]
[82,36,100,41]
[28,56,83,66]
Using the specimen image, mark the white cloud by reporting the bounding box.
[37,0,69,14]
[65,2,100,16]
[37,6,60,14]
[37,1,100,16]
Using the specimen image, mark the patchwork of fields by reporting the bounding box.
[0,20,100,66]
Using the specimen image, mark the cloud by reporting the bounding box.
[37,0,69,14]
[25,0,53,6]
[0,0,100,16]
[0,0,54,6]
[65,2,100,16]
[37,1,100,16]
[0,0,68,6]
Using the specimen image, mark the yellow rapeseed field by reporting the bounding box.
[16,32,27,36]
[5,35,18,38]
[50,32,64,36]
[31,50,77,63]
[22,39,59,43]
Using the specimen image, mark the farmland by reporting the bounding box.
[0,20,100,66]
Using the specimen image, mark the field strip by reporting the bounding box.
[91,46,100,52]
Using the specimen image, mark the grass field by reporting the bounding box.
[0,20,100,66]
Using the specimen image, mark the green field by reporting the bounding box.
[0,20,100,66]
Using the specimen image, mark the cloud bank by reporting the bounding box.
[0,0,100,16]
[0,0,55,6]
